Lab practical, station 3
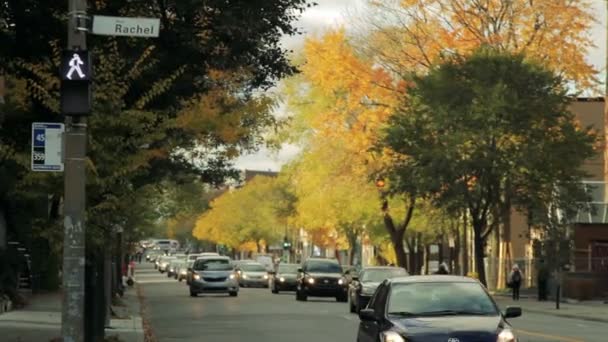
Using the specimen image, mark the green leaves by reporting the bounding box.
[382,48,596,282]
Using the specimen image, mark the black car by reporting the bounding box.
[269,263,300,293]
[295,258,348,302]
[357,275,522,342]
[349,266,408,313]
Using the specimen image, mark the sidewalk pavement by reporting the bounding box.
[494,295,608,323]
[0,286,144,342]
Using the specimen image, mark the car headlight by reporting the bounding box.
[263,274,269,280]
[230,274,236,279]
[497,329,516,342]
[338,278,345,285]
[279,277,285,282]
[181,271,187,275]
[381,331,404,342]
[193,274,200,280]
[243,274,248,279]
[307,277,315,285]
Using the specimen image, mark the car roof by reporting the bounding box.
[306,258,339,263]
[362,266,405,271]
[196,255,230,260]
[389,275,479,284]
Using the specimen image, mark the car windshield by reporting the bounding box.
[388,282,498,316]
[194,259,233,271]
[278,264,299,273]
[240,263,267,272]
[361,269,407,282]
[306,261,342,273]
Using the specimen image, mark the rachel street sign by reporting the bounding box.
[92,15,160,38]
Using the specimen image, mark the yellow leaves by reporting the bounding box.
[193,176,287,248]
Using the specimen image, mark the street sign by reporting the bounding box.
[31,122,64,172]
[92,15,160,38]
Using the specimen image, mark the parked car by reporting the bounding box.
[349,266,408,313]
[295,258,348,302]
[356,275,522,342]
[269,263,299,293]
[189,256,239,297]
[236,262,269,287]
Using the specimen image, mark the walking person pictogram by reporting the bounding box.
[66,53,85,80]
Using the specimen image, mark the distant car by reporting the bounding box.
[189,256,239,297]
[295,258,348,302]
[356,276,522,342]
[158,256,176,273]
[167,257,185,278]
[236,262,269,288]
[269,263,299,293]
[349,266,408,313]
[175,259,188,282]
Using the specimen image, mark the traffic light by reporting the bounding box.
[61,50,92,115]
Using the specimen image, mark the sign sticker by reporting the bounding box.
[31,122,65,172]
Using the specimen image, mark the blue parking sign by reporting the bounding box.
[31,123,65,172]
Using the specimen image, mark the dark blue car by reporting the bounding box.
[357,275,522,342]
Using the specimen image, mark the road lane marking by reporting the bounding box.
[515,329,584,342]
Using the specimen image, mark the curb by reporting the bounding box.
[519,306,608,324]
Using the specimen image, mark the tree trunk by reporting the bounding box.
[0,205,6,250]
[474,224,488,286]
[462,210,469,276]
[390,228,407,268]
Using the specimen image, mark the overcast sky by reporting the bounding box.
[233,0,608,172]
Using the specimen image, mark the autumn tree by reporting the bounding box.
[382,49,596,285]
[193,176,290,253]
[362,0,597,90]
[282,30,421,268]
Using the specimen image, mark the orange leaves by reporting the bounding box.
[369,0,597,90]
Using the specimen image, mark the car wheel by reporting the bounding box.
[189,289,198,297]
[229,291,238,297]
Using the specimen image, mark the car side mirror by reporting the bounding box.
[359,308,378,322]
[504,306,522,319]
[297,268,303,273]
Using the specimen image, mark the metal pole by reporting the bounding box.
[62,0,87,341]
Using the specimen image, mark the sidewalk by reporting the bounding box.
[0,286,144,342]
[494,295,608,323]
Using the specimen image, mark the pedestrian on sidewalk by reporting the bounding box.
[508,264,523,301]
[537,259,549,301]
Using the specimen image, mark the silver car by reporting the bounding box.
[158,256,176,273]
[237,262,269,288]
[189,256,239,297]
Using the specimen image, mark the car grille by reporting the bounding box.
[316,277,338,286]
[203,277,227,282]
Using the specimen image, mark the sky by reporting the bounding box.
[233,0,608,172]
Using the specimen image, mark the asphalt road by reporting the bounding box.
[136,263,605,342]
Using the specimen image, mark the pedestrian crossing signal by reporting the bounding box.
[61,50,92,115]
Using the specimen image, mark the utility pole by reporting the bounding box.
[61,0,88,341]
